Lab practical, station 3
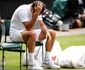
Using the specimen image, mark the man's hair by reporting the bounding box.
[31,1,46,14]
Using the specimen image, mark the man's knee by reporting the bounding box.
[30,31,36,40]
[49,30,56,38]
[22,30,36,41]
[38,31,47,41]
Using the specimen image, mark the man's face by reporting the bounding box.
[31,1,45,15]
[31,7,42,15]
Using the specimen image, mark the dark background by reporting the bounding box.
[0,0,85,20]
[0,0,54,19]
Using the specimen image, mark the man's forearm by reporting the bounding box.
[26,13,39,30]
[38,20,48,34]
[41,24,48,34]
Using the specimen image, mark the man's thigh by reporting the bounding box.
[12,29,45,42]
[21,29,43,42]
[34,29,47,41]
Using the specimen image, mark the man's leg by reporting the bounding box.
[39,29,60,68]
[74,19,82,28]
[21,30,43,70]
[39,29,56,57]
[44,29,56,60]
[21,30,36,63]
[45,29,56,52]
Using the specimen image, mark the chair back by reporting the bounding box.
[4,20,11,42]
[0,22,2,42]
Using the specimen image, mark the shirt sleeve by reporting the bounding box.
[18,9,31,22]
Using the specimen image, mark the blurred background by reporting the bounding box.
[0,0,55,19]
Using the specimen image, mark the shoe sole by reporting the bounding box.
[42,64,60,69]
[28,69,43,70]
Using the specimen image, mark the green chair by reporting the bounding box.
[0,20,43,70]
[0,20,24,70]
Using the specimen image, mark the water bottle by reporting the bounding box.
[57,20,63,31]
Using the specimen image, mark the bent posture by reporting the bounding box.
[10,1,60,70]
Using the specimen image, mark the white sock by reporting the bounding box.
[45,51,51,60]
[29,53,35,64]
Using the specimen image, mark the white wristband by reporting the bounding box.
[78,14,82,19]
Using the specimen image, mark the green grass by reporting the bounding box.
[56,34,85,50]
[0,34,85,70]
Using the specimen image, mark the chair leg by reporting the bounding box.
[2,49,4,70]
[42,45,44,61]
[20,44,22,70]
[26,44,28,70]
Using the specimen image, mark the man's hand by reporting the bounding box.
[0,19,4,24]
[34,2,43,15]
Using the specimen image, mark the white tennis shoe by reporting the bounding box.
[28,60,44,70]
[42,58,60,69]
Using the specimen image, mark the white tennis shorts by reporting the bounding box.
[10,29,42,42]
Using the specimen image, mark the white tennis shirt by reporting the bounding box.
[10,4,42,35]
